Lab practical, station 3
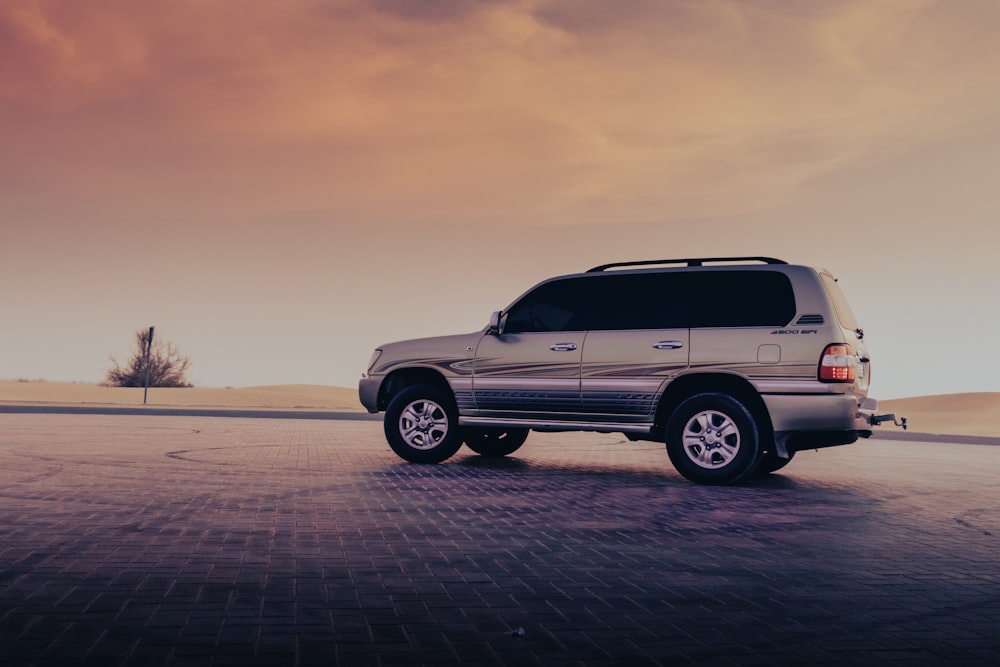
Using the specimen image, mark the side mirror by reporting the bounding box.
[487,311,502,335]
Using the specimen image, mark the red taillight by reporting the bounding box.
[819,344,856,382]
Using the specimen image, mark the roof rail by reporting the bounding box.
[586,257,787,272]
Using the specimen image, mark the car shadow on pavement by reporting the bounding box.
[451,453,809,491]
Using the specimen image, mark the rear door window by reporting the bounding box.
[587,273,688,330]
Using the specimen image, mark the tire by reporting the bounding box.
[384,385,463,464]
[754,450,794,476]
[463,427,529,457]
[666,392,762,485]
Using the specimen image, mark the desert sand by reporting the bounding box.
[1,381,997,437]
[879,393,1000,438]
[0,380,364,412]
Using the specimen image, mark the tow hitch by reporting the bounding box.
[861,398,907,431]
[869,413,907,430]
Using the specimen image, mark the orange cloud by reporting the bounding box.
[3,0,1000,229]
[2,1,1000,396]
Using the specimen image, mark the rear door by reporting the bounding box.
[819,271,870,393]
[580,272,690,422]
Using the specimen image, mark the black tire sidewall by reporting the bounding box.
[384,385,463,464]
[463,427,529,457]
[666,393,761,485]
[755,450,794,476]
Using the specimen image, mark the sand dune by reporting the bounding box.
[1,381,997,437]
[0,380,364,412]
[880,393,1000,438]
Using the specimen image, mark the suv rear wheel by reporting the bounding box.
[463,427,529,457]
[754,450,795,477]
[384,385,463,464]
[666,393,762,485]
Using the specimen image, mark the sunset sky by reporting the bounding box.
[3,0,999,400]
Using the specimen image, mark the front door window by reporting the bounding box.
[473,277,594,414]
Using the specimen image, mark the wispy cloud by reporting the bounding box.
[2,0,999,394]
[2,0,999,227]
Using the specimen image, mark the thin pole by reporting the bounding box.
[143,326,154,405]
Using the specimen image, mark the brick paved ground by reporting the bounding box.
[0,414,998,666]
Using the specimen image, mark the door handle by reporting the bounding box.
[652,340,684,350]
[550,343,578,352]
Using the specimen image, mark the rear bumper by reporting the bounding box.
[763,392,872,457]
[763,392,871,434]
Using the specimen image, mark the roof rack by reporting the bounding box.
[587,257,787,272]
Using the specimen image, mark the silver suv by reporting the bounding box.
[359,257,904,484]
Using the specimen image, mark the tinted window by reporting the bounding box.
[689,271,795,327]
[588,273,688,330]
[504,277,594,333]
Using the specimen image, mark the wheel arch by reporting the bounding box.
[377,367,453,412]
[654,373,774,443]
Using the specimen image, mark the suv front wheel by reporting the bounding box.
[666,393,762,485]
[463,427,529,457]
[384,385,463,464]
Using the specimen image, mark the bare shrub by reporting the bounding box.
[105,328,193,388]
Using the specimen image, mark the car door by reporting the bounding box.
[472,276,591,417]
[580,272,690,422]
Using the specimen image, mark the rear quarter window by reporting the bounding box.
[689,271,795,327]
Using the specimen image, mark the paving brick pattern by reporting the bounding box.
[1,414,998,665]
